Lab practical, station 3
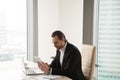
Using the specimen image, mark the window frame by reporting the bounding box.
[93,0,100,79]
[27,0,38,61]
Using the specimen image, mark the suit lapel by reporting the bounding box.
[62,43,70,68]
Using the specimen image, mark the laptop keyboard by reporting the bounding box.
[26,68,44,75]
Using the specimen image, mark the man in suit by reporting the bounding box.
[38,30,85,80]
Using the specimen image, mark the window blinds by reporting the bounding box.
[98,0,120,80]
[0,26,6,45]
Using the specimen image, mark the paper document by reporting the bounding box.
[33,56,43,63]
[26,68,44,75]
[43,75,62,79]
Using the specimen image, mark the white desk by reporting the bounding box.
[0,60,71,80]
[27,75,72,80]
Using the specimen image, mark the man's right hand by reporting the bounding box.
[38,62,50,74]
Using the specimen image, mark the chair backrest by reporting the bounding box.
[81,44,96,80]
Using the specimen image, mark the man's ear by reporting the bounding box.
[62,37,65,41]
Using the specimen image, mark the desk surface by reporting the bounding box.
[0,60,71,80]
[27,75,71,80]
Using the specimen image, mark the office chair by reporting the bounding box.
[81,44,96,80]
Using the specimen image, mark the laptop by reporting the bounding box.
[20,58,44,75]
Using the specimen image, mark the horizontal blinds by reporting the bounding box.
[0,26,7,45]
[98,0,120,80]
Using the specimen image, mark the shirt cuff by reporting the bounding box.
[48,68,52,75]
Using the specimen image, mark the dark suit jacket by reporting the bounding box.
[50,42,85,80]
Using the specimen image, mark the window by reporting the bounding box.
[0,0,27,61]
[98,0,120,80]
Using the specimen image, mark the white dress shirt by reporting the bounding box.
[59,42,67,66]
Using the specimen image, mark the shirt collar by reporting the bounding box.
[59,42,67,53]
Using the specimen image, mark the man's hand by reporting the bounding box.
[38,62,50,74]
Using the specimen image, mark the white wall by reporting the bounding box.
[38,0,83,63]
[59,0,83,50]
[38,0,59,63]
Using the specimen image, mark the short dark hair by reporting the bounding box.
[51,30,66,40]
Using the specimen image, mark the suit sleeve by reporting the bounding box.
[50,52,58,68]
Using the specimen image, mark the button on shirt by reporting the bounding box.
[59,42,67,66]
